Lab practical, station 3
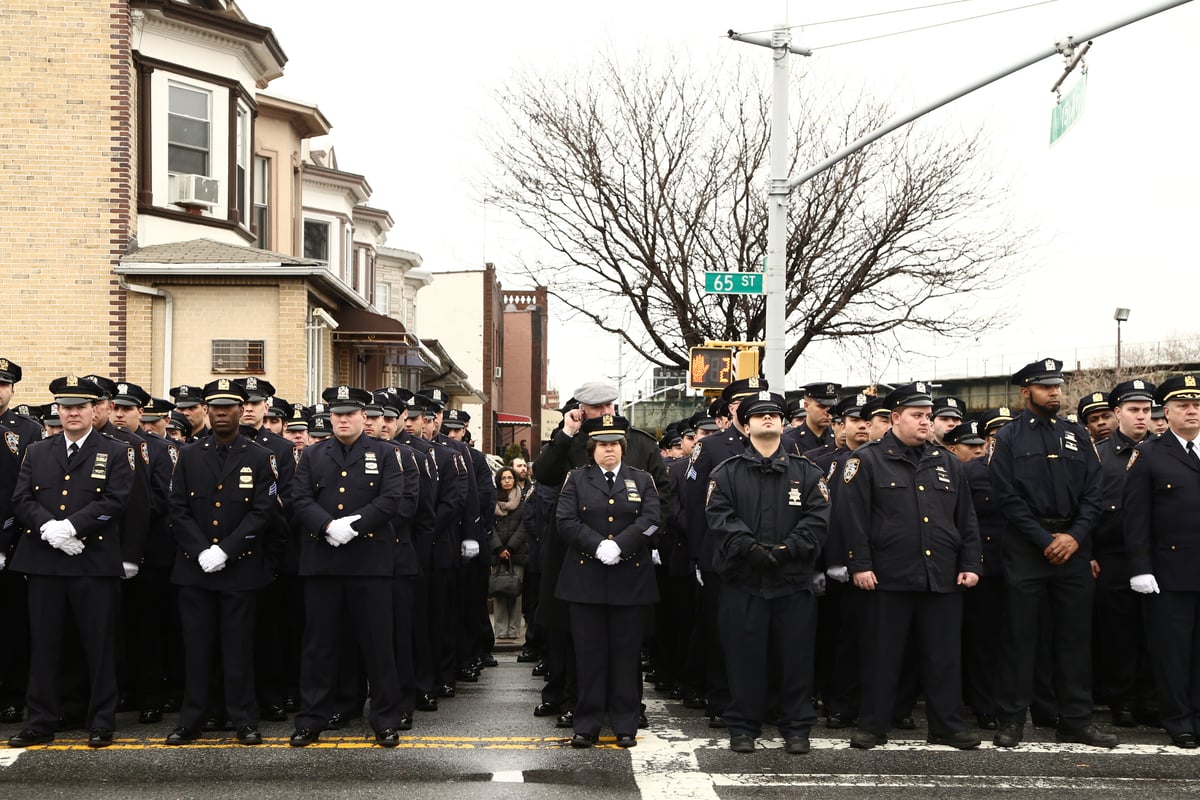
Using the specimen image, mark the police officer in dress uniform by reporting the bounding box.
[170,385,209,441]
[1078,391,1117,443]
[988,359,1118,749]
[1094,379,1158,727]
[835,382,982,750]
[930,396,967,447]
[783,382,840,451]
[288,385,412,747]
[556,414,661,748]
[6,376,137,748]
[164,379,278,746]
[706,391,830,754]
[1122,374,1200,748]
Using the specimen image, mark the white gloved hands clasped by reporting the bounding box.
[122,561,140,579]
[324,514,362,547]
[461,539,480,560]
[651,549,662,566]
[41,519,84,556]
[826,566,850,583]
[1130,573,1160,594]
[198,544,228,573]
[595,539,622,566]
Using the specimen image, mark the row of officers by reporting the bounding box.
[0,360,499,748]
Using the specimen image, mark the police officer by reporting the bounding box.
[930,396,967,447]
[989,359,1116,749]
[165,379,279,746]
[835,382,981,750]
[140,396,176,439]
[706,391,830,754]
[289,385,412,747]
[170,384,209,441]
[0,418,27,723]
[783,382,840,451]
[1094,379,1158,727]
[0,359,45,451]
[1078,391,1117,443]
[555,414,660,748]
[166,411,192,443]
[6,376,137,748]
[1123,374,1200,748]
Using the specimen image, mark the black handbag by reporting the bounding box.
[489,561,523,597]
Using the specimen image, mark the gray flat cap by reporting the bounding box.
[573,381,619,406]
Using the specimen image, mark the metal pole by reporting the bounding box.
[1117,319,1123,369]
[763,24,791,389]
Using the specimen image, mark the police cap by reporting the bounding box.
[834,393,869,420]
[721,377,768,403]
[203,378,248,407]
[1155,374,1200,405]
[81,374,117,398]
[321,385,372,414]
[800,381,841,407]
[111,381,150,408]
[736,391,786,425]
[0,357,22,384]
[442,408,467,429]
[581,414,629,442]
[944,420,985,446]
[862,397,891,419]
[978,407,1014,433]
[170,384,204,409]
[143,397,176,420]
[167,411,193,437]
[1076,391,1109,420]
[1012,358,1065,386]
[932,395,966,419]
[235,377,275,402]
[1108,379,1156,408]
[884,382,934,410]
[50,375,105,406]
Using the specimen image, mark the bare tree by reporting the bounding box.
[484,50,1025,371]
[1064,337,1200,411]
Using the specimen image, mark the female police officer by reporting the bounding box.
[555,414,660,748]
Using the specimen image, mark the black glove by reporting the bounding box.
[772,544,793,563]
[746,543,778,571]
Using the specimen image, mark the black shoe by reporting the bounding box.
[850,729,886,749]
[1111,707,1138,728]
[729,734,755,753]
[825,712,854,729]
[975,714,998,730]
[534,702,559,717]
[643,671,658,684]
[615,734,637,748]
[570,733,597,748]
[638,712,649,729]
[87,728,114,748]
[327,712,345,729]
[438,684,456,698]
[784,735,811,754]
[416,694,439,712]
[893,716,916,730]
[8,729,54,748]
[283,696,300,713]
[1030,711,1059,728]
[235,726,263,746]
[993,722,1023,748]
[0,705,22,724]
[138,707,163,724]
[682,694,707,710]
[531,663,548,677]
[261,704,288,723]
[555,711,574,729]
[456,668,479,683]
[165,726,199,746]
[376,728,401,747]
[478,655,498,668]
[708,714,726,729]
[289,728,319,747]
[397,714,413,731]
[668,687,684,700]
[1056,724,1119,748]
[1170,732,1198,749]
[516,651,539,663]
[928,730,981,749]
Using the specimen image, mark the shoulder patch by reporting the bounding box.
[140,441,150,465]
[167,444,179,467]
[1125,449,1139,471]
[843,457,860,484]
[706,479,717,506]
[4,431,18,456]
[817,476,831,503]
[395,449,405,470]
[126,446,136,471]
[454,453,467,475]
[269,453,280,479]
[826,460,838,480]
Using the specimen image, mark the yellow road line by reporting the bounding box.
[12,734,632,752]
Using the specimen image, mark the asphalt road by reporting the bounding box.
[2,653,1197,799]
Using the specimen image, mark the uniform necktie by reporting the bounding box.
[1189,440,1199,462]
[67,442,79,462]
[604,471,615,489]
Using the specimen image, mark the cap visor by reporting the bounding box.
[328,403,362,414]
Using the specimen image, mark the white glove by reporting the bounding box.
[40,519,68,543]
[325,514,362,545]
[1130,573,1160,594]
[122,561,140,579]
[198,544,228,573]
[826,566,850,583]
[811,572,827,596]
[651,549,662,566]
[461,539,480,560]
[0,553,6,570]
[695,566,704,587]
[42,520,83,555]
[58,536,85,556]
[595,539,621,566]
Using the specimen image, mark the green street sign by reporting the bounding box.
[704,272,763,295]
[1050,73,1087,145]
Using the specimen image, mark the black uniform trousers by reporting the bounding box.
[411,572,435,696]
[824,581,863,720]
[540,626,576,711]
[719,584,817,738]
[684,571,730,714]
[295,576,404,733]
[654,572,694,691]
[255,575,305,709]
[521,567,544,655]
[457,557,492,667]
[26,575,120,733]
[998,536,1094,727]
[122,566,183,709]
[569,602,644,737]
[859,590,966,737]
[391,575,416,714]
[1093,552,1154,711]
[1143,590,1200,737]
[0,570,30,709]
[429,567,460,686]
[963,575,1004,717]
[176,585,258,730]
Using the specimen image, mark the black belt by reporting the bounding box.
[1037,517,1071,531]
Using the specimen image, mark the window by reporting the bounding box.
[212,339,265,374]
[168,84,210,175]
[303,219,329,261]
[253,156,270,249]
[235,105,250,222]
[375,281,391,315]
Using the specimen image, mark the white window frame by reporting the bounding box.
[167,82,212,177]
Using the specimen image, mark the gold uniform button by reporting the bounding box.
[890,482,896,487]
[217,484,223,490]
[1171,545,1177,550]
[580,560,585,565]
[64,476,70,482]
[62,490,69,496]
[337,504,344,510]
[924,549,932,556]
[97,536,103,541]
[341,471,348,477]
[608,516,614,523]
[608,498,615,505]
[367,533,374,538]
[59,505,66,511]
[923,517,929,523]
[212,520,219,526]
[607,534,614,540]
[339,487,346,493]
[212,538,219,544]
[918,486,924,491]
[214,501,221,508]
[1167,484,1172,489]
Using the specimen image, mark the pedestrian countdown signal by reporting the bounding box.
[689,347,734,390]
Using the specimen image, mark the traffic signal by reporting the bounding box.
[688,347,734,390]
[735,348,761,380]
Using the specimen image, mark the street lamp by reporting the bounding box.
[1114,308,1131,368]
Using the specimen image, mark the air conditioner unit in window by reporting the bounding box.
[169,173,219,207]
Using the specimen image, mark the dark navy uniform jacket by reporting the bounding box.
[0,423,22,554]
[100,421,152,565]
[241,425,296,572]
[138,429,180,569]
[1122,431,1200,591]
[394,431,438,572]
[0,408,44,455]
[706,444,830,598]
[169,434,277,591]
[291,433,409,577]
[10,431,136,576]
[662,456,692,577]
[1095,430,1143,556]
[963,456,1005,577]
[835,431,981,593]
[783,422,835,453]
[426,437,468,570]
[808,445,850,569]
[988,409,1102,551]
[374,436,422,577]
[555,463,661,607]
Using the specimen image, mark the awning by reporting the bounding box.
[495,412,532,426]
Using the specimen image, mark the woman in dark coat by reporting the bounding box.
[491,467,529,639]
[555,414,660,748]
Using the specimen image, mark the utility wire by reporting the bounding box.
[735,0,985,36]
[810,0,1059,50]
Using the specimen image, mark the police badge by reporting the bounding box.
[842,457,860,484]
[4,431,17,456]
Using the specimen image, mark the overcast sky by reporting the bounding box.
[240,0,1198,402]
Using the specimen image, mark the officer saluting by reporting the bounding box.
[165,379,278,746]
[6,376,137,748]
[1123,374,1200,748]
